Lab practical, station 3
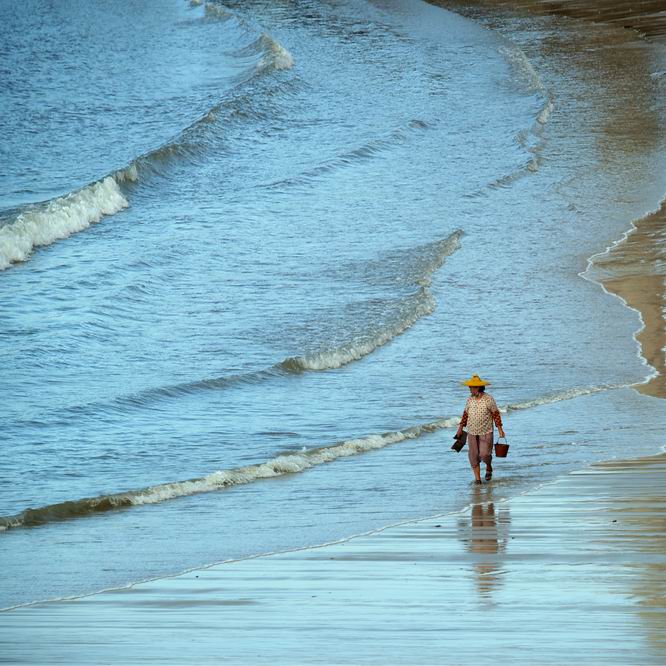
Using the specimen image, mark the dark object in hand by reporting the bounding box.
[451,430,467,452]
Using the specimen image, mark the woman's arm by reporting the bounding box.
[487,395,505,438]
[456,410,468,436]
[491,409,505,438]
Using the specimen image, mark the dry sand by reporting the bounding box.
[2,454,665,664]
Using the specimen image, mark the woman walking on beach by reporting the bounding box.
[456,374,505,484]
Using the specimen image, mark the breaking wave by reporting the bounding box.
[0,417,459,531]
[0,382,623,531]
[279,293,435,372]
[506,383,625,410]
[0,168,137,270]
[0,9,293,272]
[4,231,462,427]
[257,33,294,71]
[279,230,462,371]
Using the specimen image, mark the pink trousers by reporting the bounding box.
[468,432,493,468]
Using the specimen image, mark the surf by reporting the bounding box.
[0,382,624,532]
[0,5,293,272]
[3,230,464,433]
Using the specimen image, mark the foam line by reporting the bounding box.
[280,231,462,371]
[0,9,293,271]
[0,170,136,270]
[0,382,623,532]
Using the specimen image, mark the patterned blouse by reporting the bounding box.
[460,393,503,435]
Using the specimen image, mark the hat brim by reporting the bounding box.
[462,380,491,387]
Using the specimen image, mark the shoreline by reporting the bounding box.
[435,0,666,398]
[2,3,664,661]
[3,451,665,664]
[436,0,666,38]
[589,200,666,398]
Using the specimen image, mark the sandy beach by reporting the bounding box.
[2,0,665,663]
[2,453,665,665]
[435,0,666,37]
[595,202,666,398]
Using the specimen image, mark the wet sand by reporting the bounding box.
[435,0,666,397]
[2,4,664,664]
[595,202,666,398]
[2,454,666,664]
[436,0,666,37]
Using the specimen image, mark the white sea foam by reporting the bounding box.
[0,380,624,532]
[135,418,461,505]
[0,15,293,273]
[470,43,554,200]
[580,195,666,387]
[498,44,545,95]
[537,99,554,125]
[203,4,293,70]
[281,293,436,371]
[280,231,462,372]
[506,384,623,411]
[0,417,460,531]
[0,175,130,270]
[203,2,233,20]
[493,42,555,187]
[0,4,291,274]
[259,33,294,70]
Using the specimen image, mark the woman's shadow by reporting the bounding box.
[458,484,511,601]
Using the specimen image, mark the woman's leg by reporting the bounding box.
[479,432,494,479]
[468,435,482,482]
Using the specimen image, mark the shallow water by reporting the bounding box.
[1,0,665,609]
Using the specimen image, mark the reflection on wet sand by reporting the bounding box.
[459,485,511,600]
[1,457,665,664]
[594,456,666,656]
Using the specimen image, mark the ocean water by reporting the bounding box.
[1,0,665,610]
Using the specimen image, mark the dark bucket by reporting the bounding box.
[494,441,509,458]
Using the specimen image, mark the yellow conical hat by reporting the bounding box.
[462,374,491,387]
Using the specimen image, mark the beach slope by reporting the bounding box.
[2,454,665,665]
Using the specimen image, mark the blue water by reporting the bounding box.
[1,0,665,609]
